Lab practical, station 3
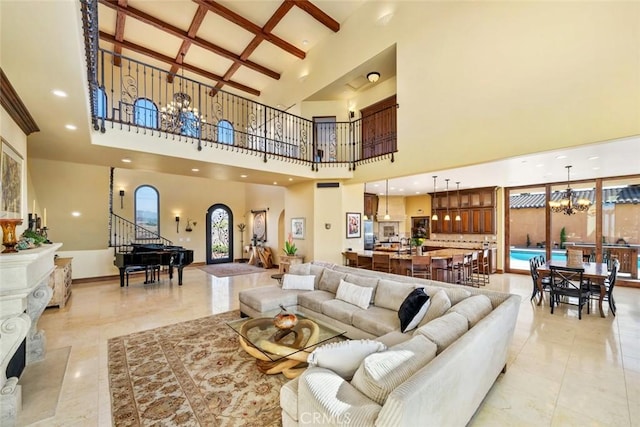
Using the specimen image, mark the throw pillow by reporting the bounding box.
[446,294,493,328]
[398,288,430,333]
[281,274,315,291]
[336,279,373,310]
[351,335,437,405]
[307,339,387,380]
[288,262,311,275]
[318,269,347,294]
[417,289,452,328]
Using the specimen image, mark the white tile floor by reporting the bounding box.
[18,266,640,426]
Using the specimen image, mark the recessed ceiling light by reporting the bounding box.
[593,166,600,170]
[65,124,77,130]
[191,168,199,172]
[273,181,278,185]
[52,89,67,97]
[288,178,293,181]
[415,191,420,194]
[536,164,544,167]
[302,39,309,45]
[399,189,404,192]
[121,158,132,163]
[556,155,567,159]
[240,174,247,178]
[588,156,599,160]
[373,184,379,187]
[71,211,81,217]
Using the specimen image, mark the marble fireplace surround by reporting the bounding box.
[0,243,61,427]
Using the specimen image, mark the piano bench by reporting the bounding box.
[124,265,161,286]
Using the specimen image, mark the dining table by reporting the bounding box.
[536,260,609,317]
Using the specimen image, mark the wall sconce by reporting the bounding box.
[119,190,125,209]
[185,219,197,232]
[175,216,180,233]
[325,223,331,230]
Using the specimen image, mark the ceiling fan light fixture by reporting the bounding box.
[367,72,380,83]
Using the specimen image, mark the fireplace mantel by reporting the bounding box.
[0,242,62,426]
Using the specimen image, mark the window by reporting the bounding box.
[218,120,234,145]
[134,185,159,239]
[134,98,158,128]
[95,86,107,119]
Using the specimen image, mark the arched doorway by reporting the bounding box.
[206,204,233,264]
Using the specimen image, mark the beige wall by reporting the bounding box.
[285,182,315,261]
[262,1,640,185]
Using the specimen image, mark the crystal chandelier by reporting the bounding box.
[548,165,592,215]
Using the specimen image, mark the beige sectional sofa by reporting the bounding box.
[238,261,521,426]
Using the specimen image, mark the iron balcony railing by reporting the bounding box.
[84,40,398,169]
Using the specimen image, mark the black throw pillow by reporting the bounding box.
[398,288,431,333]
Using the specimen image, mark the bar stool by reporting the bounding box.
[372,253,392,273]
[448,254,466,284]
[479,249,490,285]
[407,255,432,279]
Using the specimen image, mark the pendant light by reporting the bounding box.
[362,182,369,221]
[444,179,451,221]
[455,182,461,222]
[383,180,391,220]
[431,176,438,221]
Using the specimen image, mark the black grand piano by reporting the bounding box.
[114,243,194,287]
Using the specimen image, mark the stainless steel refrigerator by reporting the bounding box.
[363,220,374,250]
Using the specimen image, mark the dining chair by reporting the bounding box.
[372,253,392,273]
[407,255,431,279]
[529,256,552,301]
[566,249,584,267]
[589,259,619,316]
[549,265,589,319]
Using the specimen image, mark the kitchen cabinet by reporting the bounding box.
[431,187,496,234]
[364,193,378,219]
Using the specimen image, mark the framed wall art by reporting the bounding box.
[346,212,361,238]
[252,209,267,242]
[291,217,305,239]
[1,138,23,218]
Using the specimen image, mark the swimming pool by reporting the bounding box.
[510,247,640,270]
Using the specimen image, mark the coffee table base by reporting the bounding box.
[238,318,320,379]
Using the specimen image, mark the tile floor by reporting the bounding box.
[17,266,640,426]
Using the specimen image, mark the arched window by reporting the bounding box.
[134,98,158,128]
[134,185,160,239]
[218,120,234,145]
[95,86,107,119]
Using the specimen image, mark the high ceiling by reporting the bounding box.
[1,1,638,193]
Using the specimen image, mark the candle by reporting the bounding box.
[43,208,47,227]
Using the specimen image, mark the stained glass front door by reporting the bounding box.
[206,204,233,264]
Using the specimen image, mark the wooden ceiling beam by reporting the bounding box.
[167,5,208,82]
[289,0,340,32]
[193,0,305,59]
[99,31,260,96]
[113,0,128,66]
[98,0,280,80]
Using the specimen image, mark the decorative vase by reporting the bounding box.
[417,246,423,256]
[0,218,23,253]
[273,305,298,330]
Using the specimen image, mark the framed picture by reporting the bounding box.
[291,217,305,239]
[411,216,430,239]
[346,212,361,238]
[252,210,267,242]
[1,138,23,218]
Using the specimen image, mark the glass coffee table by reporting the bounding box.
[227,307,346,378]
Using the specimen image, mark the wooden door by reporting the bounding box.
[360,95,397,159]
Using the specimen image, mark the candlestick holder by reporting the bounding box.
[40,227,52,244]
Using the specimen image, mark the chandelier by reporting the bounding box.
[160,56,205,135]
[160,91,205,134]
[548,165,592,215]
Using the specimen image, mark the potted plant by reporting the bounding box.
[411,237,425,255]
[284,232,298,256]
[560,227,567,249]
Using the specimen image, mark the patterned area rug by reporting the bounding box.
[108,311,287,426]
[198,263,270,277]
